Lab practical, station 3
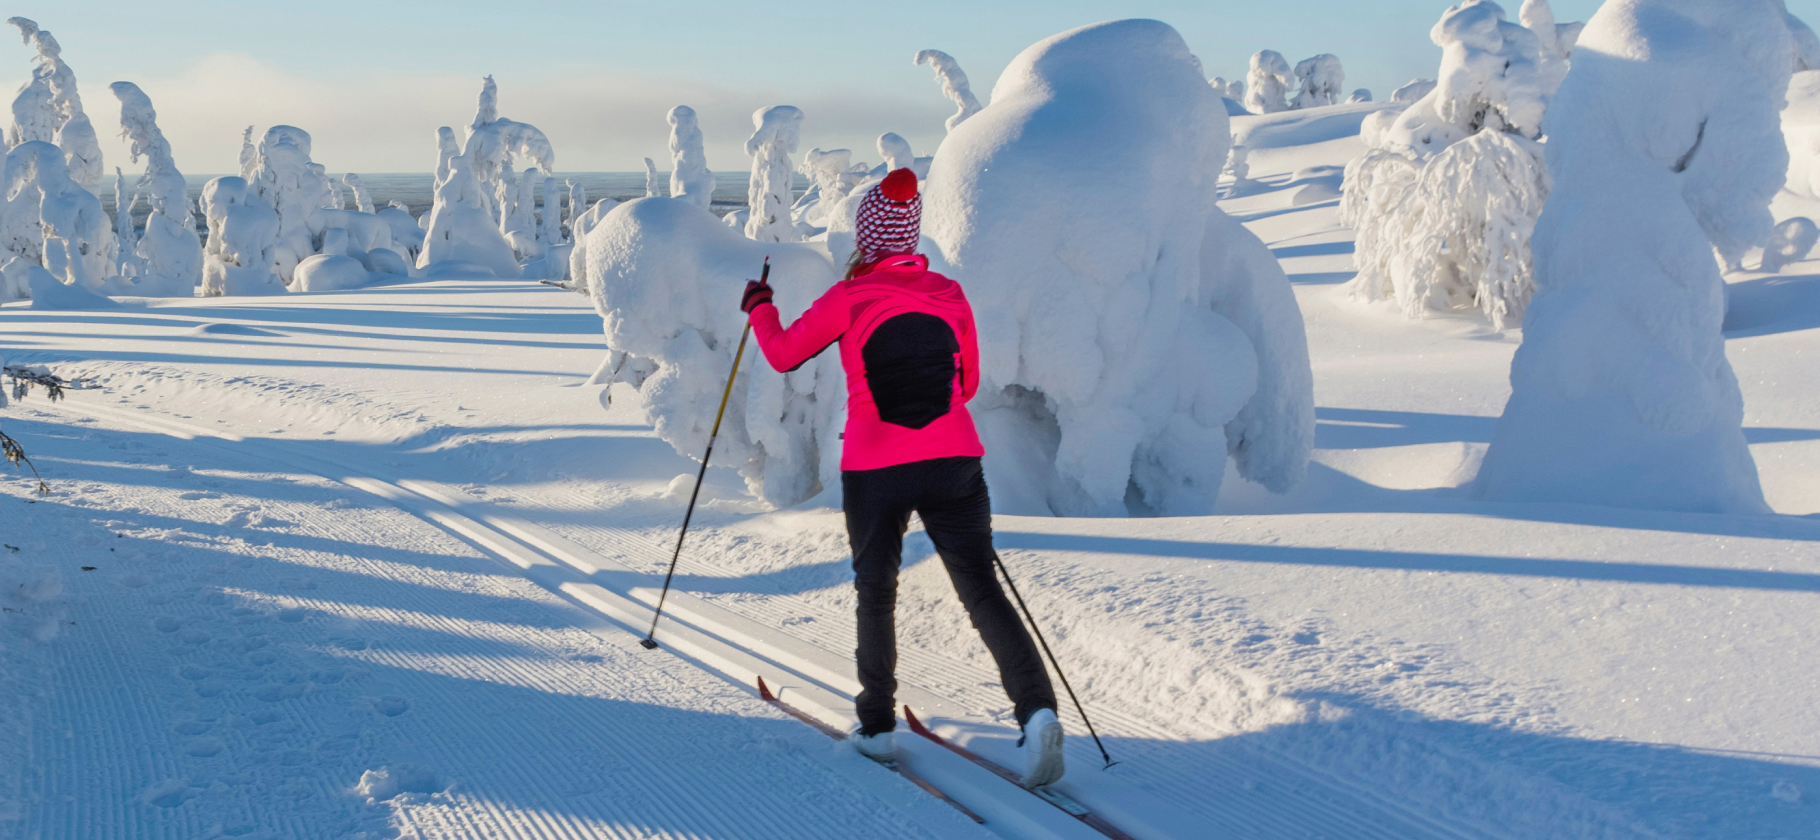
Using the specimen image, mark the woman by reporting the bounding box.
[740,168,1065,786]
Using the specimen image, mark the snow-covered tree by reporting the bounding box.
[110,81,200,297]
[924,20,1315,516]
[538,175,562,250]
[1477,0,1794,514]
[1341,0,1572,329]
[501,165,540,258]
[1346,89,1373,103]
[877,132,913,172]
[914,49,984,131]
[566,179,587,237]
[344,173,374,214]
[1222,143,1260,197]
[419,151,519,277]
[460,76,555,224]
[1,141,112,290]
[743,105,802,243]
[666,105,714,210]
[1291,54,1345,108]
[199,175,282,296]
[244,125,325,286]
[434,126,458,185]
[643,157,659,197]
[6,18,102,191]
[110,168,142,280]
[1244,50,1294,113]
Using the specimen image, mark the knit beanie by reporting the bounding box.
[854,168,922,263]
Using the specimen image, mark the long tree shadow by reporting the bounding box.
[994,531,1820,592]
[1316,406,1820,449]
[1724,270,1820,337]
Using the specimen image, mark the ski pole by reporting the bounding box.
[641,257,767,650]
[992,554,1119,769]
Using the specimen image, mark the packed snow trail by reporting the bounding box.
[6,107,1820,836]
[0,405,994,840]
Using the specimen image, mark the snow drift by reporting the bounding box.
[923,19,1315,516]
[1476,0,1790,514]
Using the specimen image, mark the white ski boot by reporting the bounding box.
[1020,708,1065,787]
[850,728,896,763]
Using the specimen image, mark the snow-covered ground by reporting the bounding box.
[3,104,1818,839]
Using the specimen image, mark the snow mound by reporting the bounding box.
[355,765,445,803]
[1477,0,1792,514]
[293,254,375,292]
[27,264,119,309]
[924,19,1314,515]
[581,197,844,505]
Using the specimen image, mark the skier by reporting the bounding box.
[740,168,1066,786]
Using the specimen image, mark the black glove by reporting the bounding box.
[741,279,774,313]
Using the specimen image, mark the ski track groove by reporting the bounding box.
[537,494,1479,840]
[29,395,1487,840]
[15,409,973,840]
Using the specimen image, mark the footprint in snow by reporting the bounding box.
[172,719,214,736]
[372,695,410,717]
[183,737,225,757]
[154,616,182,633]
[277,608,307,623]
[139,778,198,808]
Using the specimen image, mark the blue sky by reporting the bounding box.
[2,0,1812,173]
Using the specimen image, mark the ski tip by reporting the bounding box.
[756,675,777,702]
[638,637,659,650]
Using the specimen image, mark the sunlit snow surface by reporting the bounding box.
[3,102,1819,839]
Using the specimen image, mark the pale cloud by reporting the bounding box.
[3,53,957,176]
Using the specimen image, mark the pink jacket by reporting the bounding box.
[749,254,985,471]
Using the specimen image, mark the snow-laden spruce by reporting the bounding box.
[108,82,200,297]
[1781,66,1820,201]
[1291,54,1345,109]
[924,18,1314,515]
[914,49,984,131]
[666,105,714,210]
[1342,0,1572,329]
[743,106,803,243]
[418,77,552,277]
[581,197,845,505]
[1476,0,1792,514]
[0,141,112,293]
[6,18,102,191]
[1245,50,1294,114]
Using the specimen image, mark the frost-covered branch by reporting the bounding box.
[1,362,89,495]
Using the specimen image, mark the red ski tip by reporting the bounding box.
[756,675,777,702]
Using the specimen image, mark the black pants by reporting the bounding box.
[843,455,1056,735]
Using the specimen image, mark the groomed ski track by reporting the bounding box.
[40,383,1491,840]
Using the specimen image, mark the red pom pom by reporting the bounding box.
[879,168,918,202]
